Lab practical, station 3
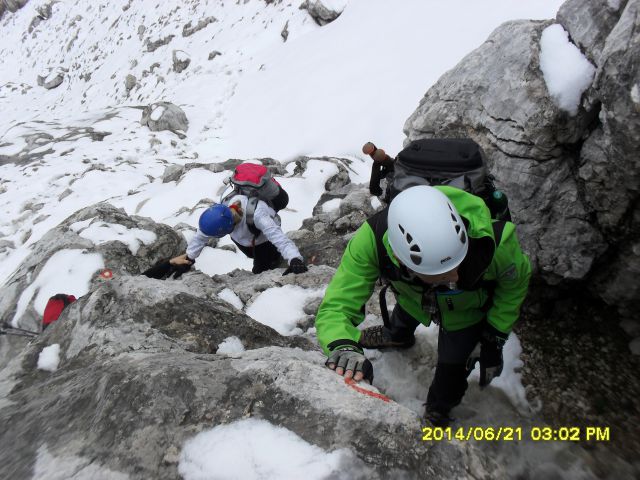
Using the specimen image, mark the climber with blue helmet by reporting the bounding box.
[170,198,307,276]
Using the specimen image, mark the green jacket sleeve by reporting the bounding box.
[485,222,531,334]
[315,223,380,355]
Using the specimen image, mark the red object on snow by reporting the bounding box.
[42,294,77,329]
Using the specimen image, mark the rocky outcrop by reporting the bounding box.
[0,203,185,332]
[172,50,191,73]
[299,0,343,26]
[140,102,189,136]
[145,34,175,53]
[182,16,217,37]
[403,2,639,323]
[2,0,28,16]
[124,74,137,94]
[0,273,488,480]
[37,67,66,89]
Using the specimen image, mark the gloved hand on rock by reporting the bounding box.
[325,345,373,384]
[283,257,308,275]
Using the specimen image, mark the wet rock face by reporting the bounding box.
[0,274,485,480]
[403,3,639,321]
[0,203,186,332]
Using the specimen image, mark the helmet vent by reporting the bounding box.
[399,224,405,235]
[410,244,420,253]
[406,232,413,243]
[455,225,461,234]
[460,231,467,244]
[450,213,457,222]
[410,253,422,265]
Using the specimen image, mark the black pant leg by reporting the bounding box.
[232,239,255,258]
[251,241,282,274]
[426,321,484,415]
[388,303,421,341]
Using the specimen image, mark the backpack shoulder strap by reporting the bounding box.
[245,196,261,237]
[366,208,393,278]
[492,220,506,247]
[366,208,401,328]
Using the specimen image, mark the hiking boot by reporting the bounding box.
[359,325,415,349]
[424,407,453,428]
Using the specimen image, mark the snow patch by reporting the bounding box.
[178,418,356,480]
[73,221,157,255]
[278,160,339,232]
[217,336,245,354]
[321,198,341,213]
[194,246,253,275]
[11,249,104,326]
[37,344,61,372]
[539,24,596,115]
[150,106,166,121]
[217,288,244,310]
[246,285,324,336]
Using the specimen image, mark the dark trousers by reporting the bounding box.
[232,239,282,274]
[388,304,483,415]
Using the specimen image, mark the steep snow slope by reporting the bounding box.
[0,0,564,286]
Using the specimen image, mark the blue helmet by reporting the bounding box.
[199,204,235,237]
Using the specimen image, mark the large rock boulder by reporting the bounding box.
[141,102,189,137]
[0,275,486,480]
[3,0,29,14]
[0,203,185,333]
[299,0,344,26]
[403,2,639,321]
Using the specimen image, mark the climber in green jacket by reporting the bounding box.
[315,185,531,426]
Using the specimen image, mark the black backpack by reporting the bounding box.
[365,138,511,326]
[369,138,511,221]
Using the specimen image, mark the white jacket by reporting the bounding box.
[186,195,302,263]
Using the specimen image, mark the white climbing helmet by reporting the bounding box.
[387,186,469,275]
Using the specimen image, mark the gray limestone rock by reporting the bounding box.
[402,1,639,324]
[299,0,343,26]
[37,68,65,89]
[141,102,189,134]
[0,274,483,479]
[172,50,191,73]
[124,74,137,94]
[182,16,217,37]
[0,203,186,332]
[4,0,28,14]
[146,34,174,53]
[557,0,627,65]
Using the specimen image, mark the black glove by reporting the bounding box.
[142,259,192,280]
[170,262,192,279]
[283,258,308,275]
[479,325,508,388]
[325,346,374,383]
